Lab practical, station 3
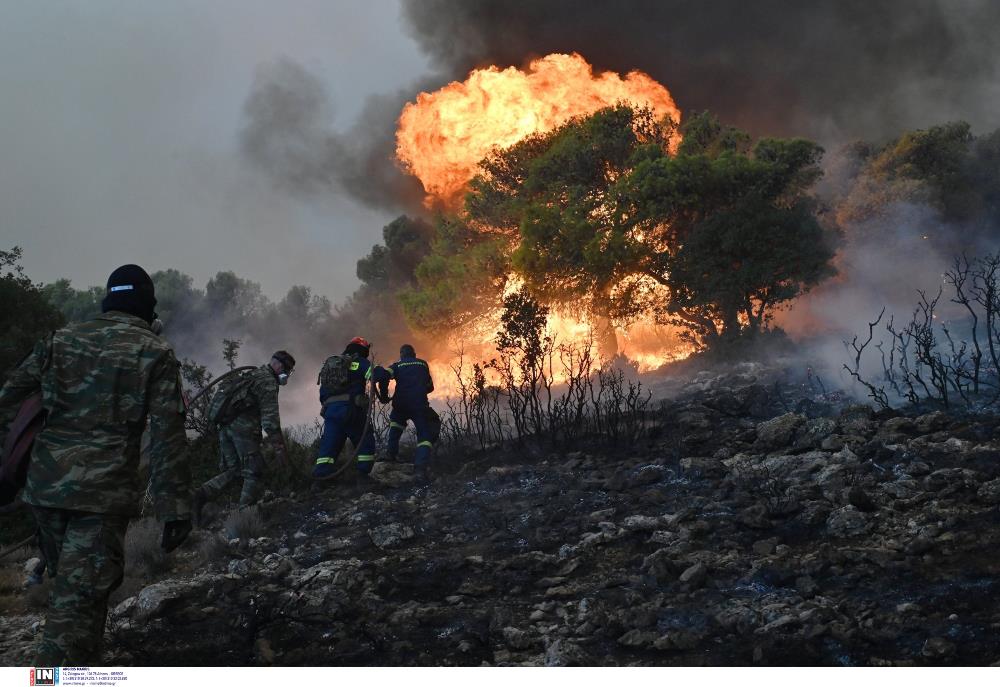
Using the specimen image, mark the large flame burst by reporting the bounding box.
[394,53,692,389]
[396,52,681,205]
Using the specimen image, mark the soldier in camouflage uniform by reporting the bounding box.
[193,351,294,516]
[0,264,192,666]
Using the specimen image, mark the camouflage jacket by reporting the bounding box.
[226,365,282,437]
[0,311,190,520]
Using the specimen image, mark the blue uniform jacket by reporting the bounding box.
[375,356,434,409]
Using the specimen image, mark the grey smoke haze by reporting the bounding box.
[779,203,962,389]
[245,1,1000,228]
[401,0,1000,143]
[390,0,1000,402]
[5,0,999,415]
[1,1,429,299]
[239,58,427,211]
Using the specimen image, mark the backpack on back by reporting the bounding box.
[206,371,255,425]
[318,353,357,394]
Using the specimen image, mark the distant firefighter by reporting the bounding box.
[312,337,376,480]
[194,350,295,519]
[0,264,192,665]
[374,344,437,483]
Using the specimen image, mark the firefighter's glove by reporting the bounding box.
[161,519,193,552]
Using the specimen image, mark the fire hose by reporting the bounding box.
[184,365,300,477]
[314,364,379,482]
[184,365,257,406]
[187,358,381,483]
[1,362,377,559]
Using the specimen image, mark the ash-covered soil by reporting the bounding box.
[3,361,1000,666]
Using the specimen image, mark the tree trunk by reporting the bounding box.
[719,305,741,343]
[593,313,619,360]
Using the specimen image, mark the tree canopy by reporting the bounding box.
[401,106,838,350]
[0,248,65,375]
[627,112,838,345]
[835,121,1000,238]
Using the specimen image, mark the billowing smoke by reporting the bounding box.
[242,2,1000,222]
[239,58,427,212]
[401,0,1000,142]
[233,2,1000,407]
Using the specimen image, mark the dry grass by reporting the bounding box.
[0,567,22,595]
[222,506,265,542]
[124,518,170,578]
[24,580,49,610]
[0,567,26,614]
[107,517,173,606]
[197,532,229,567]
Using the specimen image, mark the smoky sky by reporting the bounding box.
[245,1,1000,218]
[0,2,429,299]
[7,0,1000,302]
[401,0,1000,142]
[239,58,427,211]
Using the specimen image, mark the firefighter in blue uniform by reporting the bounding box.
[374,344,435,481]
[312,337,376,480]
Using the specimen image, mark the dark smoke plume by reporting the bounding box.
[239,58,426,211]
[402,0,1000,142]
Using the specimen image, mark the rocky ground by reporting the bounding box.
[2,361,1000,666]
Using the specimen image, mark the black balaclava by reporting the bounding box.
[101,264,157,324]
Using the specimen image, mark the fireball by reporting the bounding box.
[396,52,681,205]
[394,53,690,388]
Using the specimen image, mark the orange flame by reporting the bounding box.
[424,279,696,399]
[396,52,681,205]
[393,53,692,389]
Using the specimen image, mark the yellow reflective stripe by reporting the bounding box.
[417,441,433,448]
[357,454,375,462]
[365,366,372,380]
[350,361,360,371]
[396,361,428,367]
[315,456,335,465]
[390,422,406,429]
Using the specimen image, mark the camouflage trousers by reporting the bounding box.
[31,506,128,666]
[200,416,264,507]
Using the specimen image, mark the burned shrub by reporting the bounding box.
[223,506,265,542]
[429,291,660,464]
[124,518,170,578]
[846,251,1000,412]
[729,457,796,518]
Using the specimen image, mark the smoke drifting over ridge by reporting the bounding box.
[239,58,428,212]
[402,0,1000,142]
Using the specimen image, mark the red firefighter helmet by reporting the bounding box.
[350,336,371,349]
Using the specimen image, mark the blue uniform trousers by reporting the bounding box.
[317,400,375,474]
[387,402,433,468]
